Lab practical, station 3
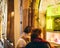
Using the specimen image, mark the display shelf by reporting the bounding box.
[50,42,60,48]
[46,32,60,45]
[50,42,60,46]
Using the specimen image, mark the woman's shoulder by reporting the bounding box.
[19,38,26,43]
[17,38,26,48]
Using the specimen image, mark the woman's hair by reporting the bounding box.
[31,28,41,41]
[24,26,31,34]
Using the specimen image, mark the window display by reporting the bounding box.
[46,32,60,44]
[46,3,60,46]
[54,17,60,31]
[46,4,60,31]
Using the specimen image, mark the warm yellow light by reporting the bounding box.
[33,0,40,9]
[46,18,53,29]
[11,11,14,17]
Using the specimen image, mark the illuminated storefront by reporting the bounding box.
[46,4,60,47]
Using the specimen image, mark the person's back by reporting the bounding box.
[25,28,51,48]
[25,41,50,48]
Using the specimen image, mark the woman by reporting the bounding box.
[17,26,32,48]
